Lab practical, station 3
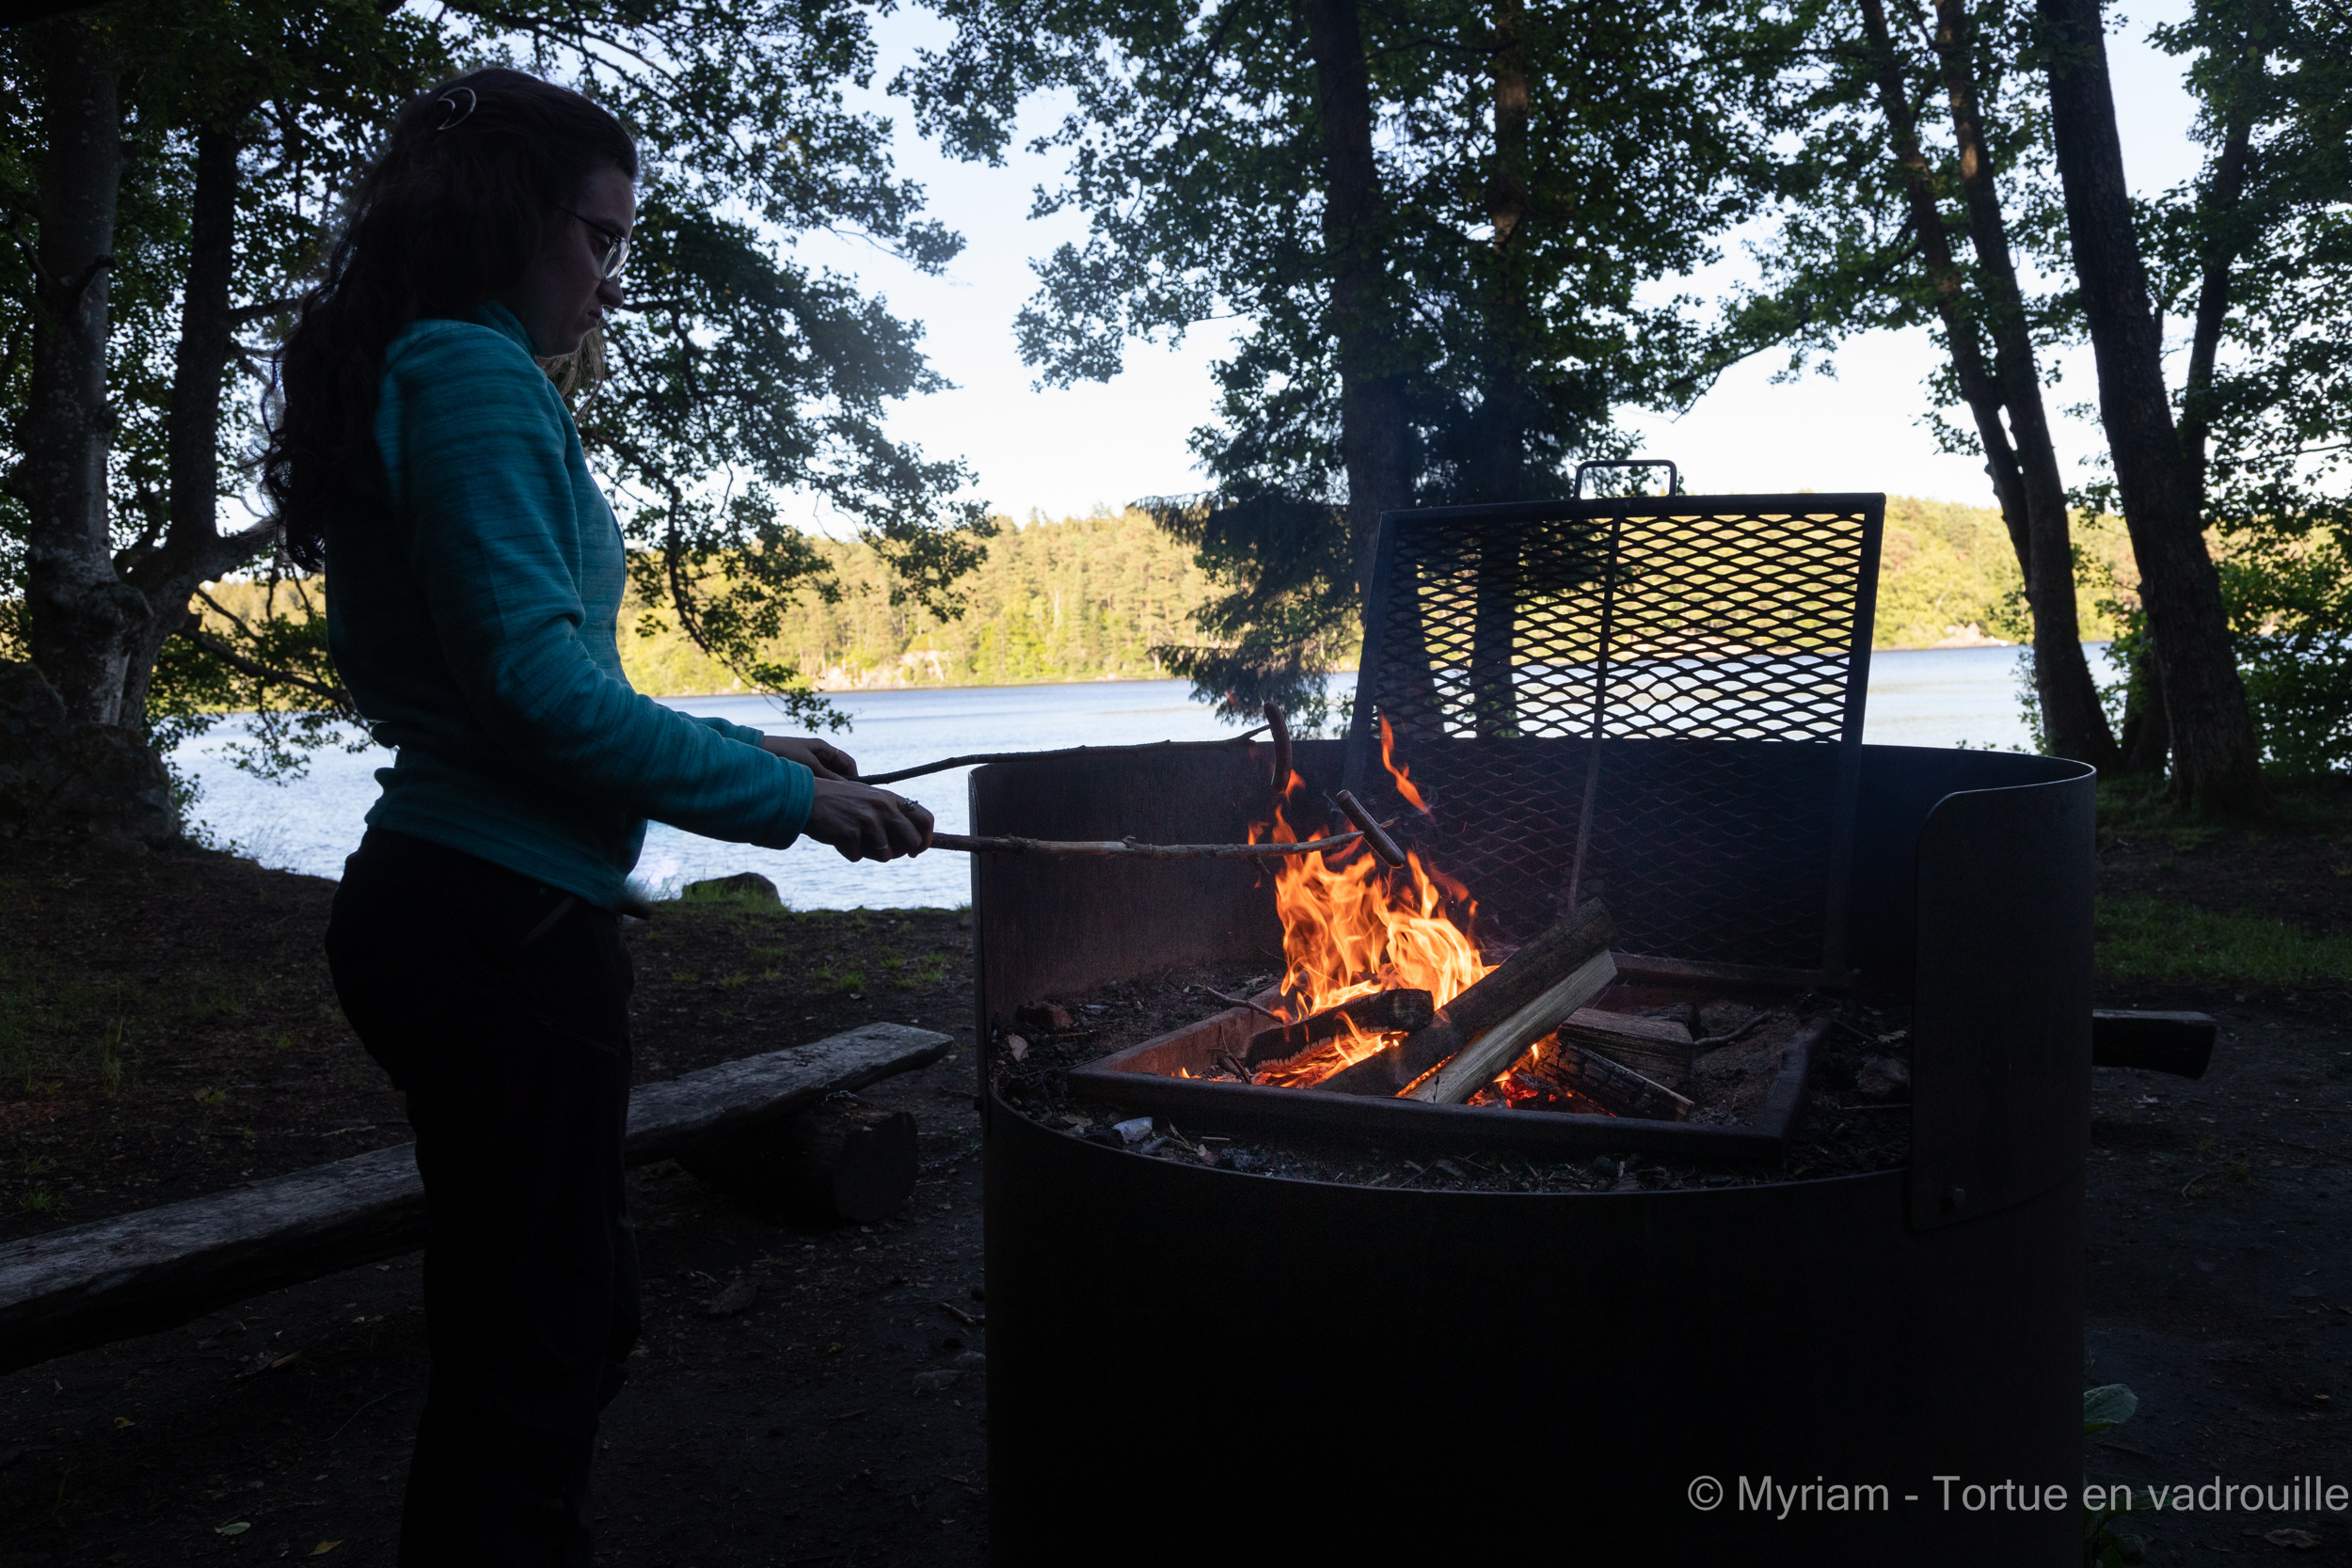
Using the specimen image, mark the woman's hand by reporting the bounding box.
[802,778,932,862]
[759,734,859,781]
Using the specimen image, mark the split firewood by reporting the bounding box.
[1514,1040,1693,1122]
[1315,900,1618,1097]
[1244,989,1435,1069]
[1553,1009,1694,1091]
[1405,947,1618,1104]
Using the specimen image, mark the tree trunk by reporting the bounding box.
[1928,0,2119,768]
[1302,0,1410,594]
[1303,0,1435,738]
[2118,636,2171,773]
[1858,0,2032,577]
[21,18,146,728]
[122,126,255,725]
[1470,0,1532,736]
[2041,0,2266,815]
[2177,45,2258,505]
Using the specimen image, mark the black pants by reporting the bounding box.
[326,829,641,1568]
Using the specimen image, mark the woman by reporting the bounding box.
[262,69,933,1565]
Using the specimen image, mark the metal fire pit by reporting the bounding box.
[972,495,2092,1565]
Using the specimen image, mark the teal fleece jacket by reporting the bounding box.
[324,302,814,908]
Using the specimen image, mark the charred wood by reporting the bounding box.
[1518,1041,1693,1122]
[1554,1009,1694,1091]
[1406,948,1617,1103]
[1316,901,1616,1096]
[1245,989,1435,1069]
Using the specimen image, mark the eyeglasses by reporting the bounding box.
[559,206,631,281]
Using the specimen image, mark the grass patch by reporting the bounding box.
[2098,772,2352,842]
[674,881,788,916]
[812,961,866,995]
[2096,895,2352,985]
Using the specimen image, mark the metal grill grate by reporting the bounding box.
[1340,494,1885,974]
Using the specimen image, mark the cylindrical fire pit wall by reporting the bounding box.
[973,740,2092,1566]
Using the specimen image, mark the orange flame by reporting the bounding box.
[1247,770,1488,1088]
[1379,715,1431,815]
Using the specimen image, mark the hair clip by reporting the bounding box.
[435,87,477,132]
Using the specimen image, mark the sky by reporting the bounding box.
[775,3,2206,531]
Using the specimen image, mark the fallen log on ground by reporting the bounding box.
[2090,1010,2217,1079]
[1406,948,1619,1104]
[1515,1039,1694,1122]
[682,1098,918,1224]
[1244,989,1435,1069]
[1554,1009,1695,1091]
[0,1022,951,1376]
[1316,901,1617,1097]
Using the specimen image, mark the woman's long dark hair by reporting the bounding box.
[262,69,637,569]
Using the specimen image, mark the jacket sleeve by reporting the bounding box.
[382,324,815,847]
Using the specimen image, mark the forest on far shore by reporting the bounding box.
[595,496,2137,697]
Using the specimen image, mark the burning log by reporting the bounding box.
[1405,947,1618,1104]
[1316,901,1617,1097]
[1514,1040,1694,1122]
[1244,989,1435,1069]
[1553,1009,1694,1091]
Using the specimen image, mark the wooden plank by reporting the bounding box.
[0,1022,951,1375]
[626,1023,952,1162]
[2090,1010,2216,1079]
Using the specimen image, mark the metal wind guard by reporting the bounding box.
[1342,494,1886,975]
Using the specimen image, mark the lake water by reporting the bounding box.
[172,643,2103,910]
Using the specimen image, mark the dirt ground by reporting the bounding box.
[1,805,2348,1564]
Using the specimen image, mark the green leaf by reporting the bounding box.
[2083,1382,2138,1433]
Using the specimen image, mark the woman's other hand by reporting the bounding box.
[803,779,932,862]
[759,734,859,780]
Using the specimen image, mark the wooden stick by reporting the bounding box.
[861,727,1269,786]
[1244,989,1434,1069]
[1516,1039,1693,1122]
[1333,788,1406,868]
[1406,948,1618,1103]
[929,824,1386,859]
[1189,984,1281,1019]
[1315,900,1617,1096]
